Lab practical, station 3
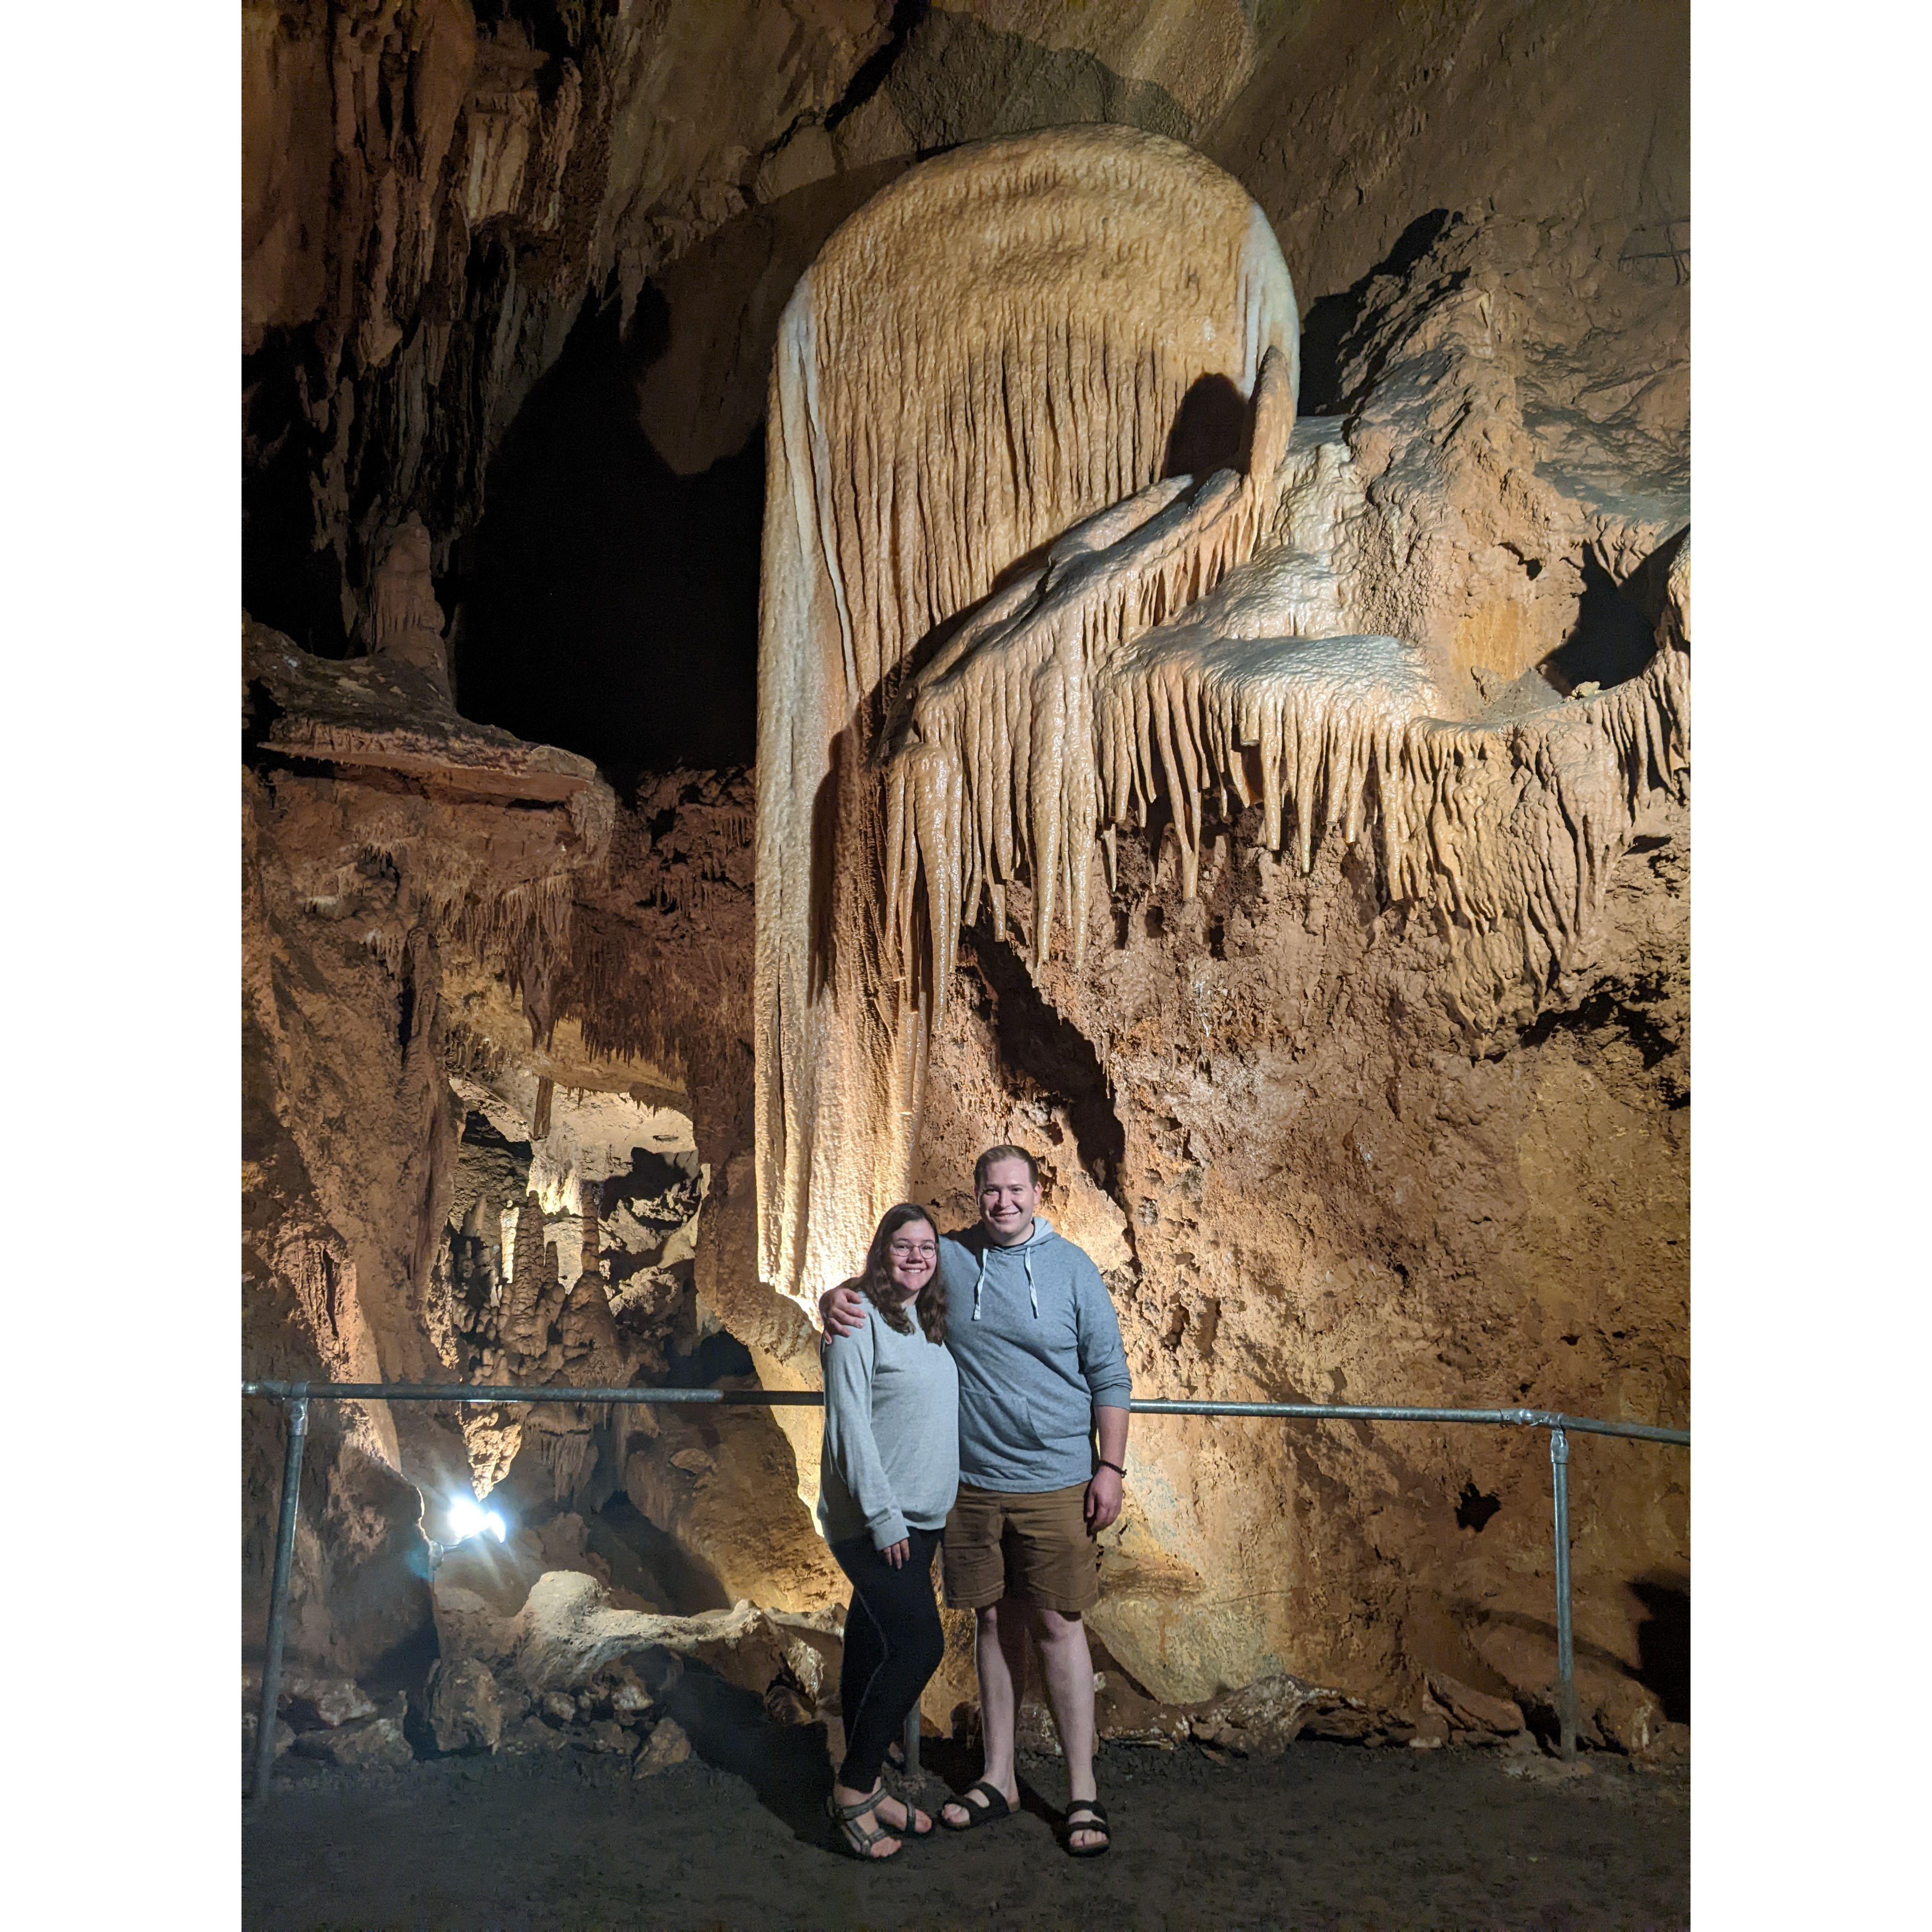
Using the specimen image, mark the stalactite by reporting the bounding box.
[886,508,1690,1039]
[883,349,1296,1009]
[341,823,587,1057]
[531,1414,597,1502]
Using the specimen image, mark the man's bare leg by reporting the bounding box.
[1031,1606,1104,1851]
[940,1598,1028,1826]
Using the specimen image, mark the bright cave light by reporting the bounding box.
[448,1496,508,1544]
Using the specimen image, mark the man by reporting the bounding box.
[820,1144,1129,1856]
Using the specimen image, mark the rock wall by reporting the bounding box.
[1212,0,1687,310]
[748,156,1687,1717]
[905,787,1688,1715]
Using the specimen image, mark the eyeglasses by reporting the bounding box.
[887,1242,938,1260]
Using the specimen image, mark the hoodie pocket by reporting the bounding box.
[965,1391,1048,1462]
[1028,1383,1092,1447]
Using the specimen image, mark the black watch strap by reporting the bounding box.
[1097,1459,1126,1478]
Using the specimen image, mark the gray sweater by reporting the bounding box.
[940,1217,1132,1492]
[817,1297,960,1551]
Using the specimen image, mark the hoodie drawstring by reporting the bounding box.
[971,1230,1040,1320]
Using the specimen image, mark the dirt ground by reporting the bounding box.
[242,1730,1688,1931]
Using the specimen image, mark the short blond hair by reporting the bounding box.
[974,1144,1039,1190]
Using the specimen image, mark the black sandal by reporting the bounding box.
[939,1779,1015,1831]
[1062,1796,1111,1858]
[878,1786,934,1840]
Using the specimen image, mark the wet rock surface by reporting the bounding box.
[244,1736,1688,1931]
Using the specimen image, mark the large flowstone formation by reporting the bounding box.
[756,121,1686,1312]
[755,126,1300,1315]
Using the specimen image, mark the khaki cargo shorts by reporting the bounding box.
[942,1480,1098,1614]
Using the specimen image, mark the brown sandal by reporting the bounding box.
[827,1785,903,1860]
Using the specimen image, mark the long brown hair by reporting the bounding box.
[852,1202,946,1345]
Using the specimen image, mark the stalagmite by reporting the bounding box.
[755,126,1299,1311]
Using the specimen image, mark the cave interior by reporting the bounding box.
[242,0,1689,1785]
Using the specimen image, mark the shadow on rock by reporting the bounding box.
[647,1648,833,1846]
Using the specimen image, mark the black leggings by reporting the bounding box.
[829,1525,945,1790]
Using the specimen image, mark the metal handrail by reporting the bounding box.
[242,1379,1688,1801]
[242,1381,1689,1444]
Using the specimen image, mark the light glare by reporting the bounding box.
[443,1491,513,1548]
[447,1495,511,1544]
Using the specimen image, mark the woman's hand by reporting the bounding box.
[882,1538,909,1568]
[819,1282,868,1338]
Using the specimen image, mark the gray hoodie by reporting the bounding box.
[939,1217,1132,1492]
[817,1297,960,1551]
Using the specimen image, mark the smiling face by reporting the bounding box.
[885,1218,938,1298]
[977,1156,1039,1247]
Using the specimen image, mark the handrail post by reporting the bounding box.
[1549,1426,1577,1763]
[252,1390,310,1803]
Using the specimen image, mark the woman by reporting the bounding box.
[818,1201,958,1860]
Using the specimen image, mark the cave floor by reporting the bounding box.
[242,1733,1688,1931]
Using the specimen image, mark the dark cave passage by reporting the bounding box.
[1538,552,1664,696]
[1630,1576,1690,1724]
[450,286,764,778]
